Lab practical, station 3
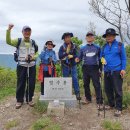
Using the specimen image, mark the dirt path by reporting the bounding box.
[55,100,130,130]
[0,97,40,130]
[0,96,130,130]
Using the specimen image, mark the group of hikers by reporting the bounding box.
[6,24,127,117]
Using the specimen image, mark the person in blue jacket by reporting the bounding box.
[58,32,81,100]
[101,28,127,117]
[75,32,103,108]
[39,41,57,95]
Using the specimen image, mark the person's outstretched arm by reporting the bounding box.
[6,24,18,47]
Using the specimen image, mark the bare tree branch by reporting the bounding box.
[89,0,130,43]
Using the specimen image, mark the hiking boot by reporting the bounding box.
[81,97,91,105]
[76,94,81,100]
[114,110,122,117]
[15,102,22,109]
[28,101,35,107]
[105,105,114,110]
[97,104,104,111]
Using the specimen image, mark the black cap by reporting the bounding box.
[103,28,119,38]
[86,31,95,36]
[45,41,56,48]
[62,32,73,40]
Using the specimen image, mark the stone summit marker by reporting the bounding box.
[39,77,77,107]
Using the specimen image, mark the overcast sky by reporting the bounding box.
[0,0,113,54]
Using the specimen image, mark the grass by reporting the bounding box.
[0,87,15,101]
[5,119,20,129]
[102,120,123,130]
[33,98,48,114]
[123,91,130,109]
[30,117,61,130]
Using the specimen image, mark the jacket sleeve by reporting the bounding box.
[6,30,18,47]
[121,44,127,70]
[39,51,45,62]
[58,46,68,60]
[98,47,102,71]
[78,48,83,60]
[72,46,78,58]
[53,51,58,64]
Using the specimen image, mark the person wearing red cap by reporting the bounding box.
[6,24,38,109]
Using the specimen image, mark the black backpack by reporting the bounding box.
[14,38,38,62]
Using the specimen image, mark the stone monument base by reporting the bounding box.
[39,95,77,108]
[47,101,65,117]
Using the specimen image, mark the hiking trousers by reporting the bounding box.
[82,65,103,104]
[41,71,51,95]
[16,65,36,103]
[104,71,123,111]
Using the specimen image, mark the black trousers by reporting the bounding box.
[82,65,103,104]
[16,65,36,102]
[41,71,51,95]
[104,71,123,111]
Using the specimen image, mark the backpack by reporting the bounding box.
[14,38,38,62]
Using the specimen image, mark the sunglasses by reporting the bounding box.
[48,43,53,46]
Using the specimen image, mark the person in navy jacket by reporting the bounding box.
[58,32,81,100]
[101,28,127,117]
[75,32,103,108]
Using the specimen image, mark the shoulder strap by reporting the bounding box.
[31,39,38,53]
[16,38,22,49]
[101,43,107,57]
[118,42,122,54]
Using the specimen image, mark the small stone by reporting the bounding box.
[69,123,73,126]
[5,103,10,108]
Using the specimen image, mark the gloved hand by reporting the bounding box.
[68,55,73,59]
[101,57,107,65]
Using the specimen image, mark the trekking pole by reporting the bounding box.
[98,73,102,117]
[49,57,54,77]
[77,64,81,109]
[101,65,106,118]
[27,50,31,104]
[27,61,30,104]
